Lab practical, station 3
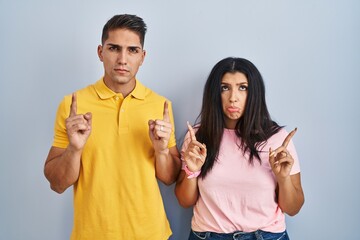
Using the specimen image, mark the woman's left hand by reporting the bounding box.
[269,128,297,180]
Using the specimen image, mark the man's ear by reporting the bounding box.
[97,45,103,62]
[140,49,146,66]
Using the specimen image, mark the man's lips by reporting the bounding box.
[114,68,129,73]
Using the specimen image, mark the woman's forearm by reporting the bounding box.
[277,173,305,216]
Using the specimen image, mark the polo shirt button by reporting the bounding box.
[114,96,119,100]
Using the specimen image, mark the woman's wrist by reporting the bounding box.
[184,165,201,179]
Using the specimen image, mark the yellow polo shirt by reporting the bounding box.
[52,78,176,240]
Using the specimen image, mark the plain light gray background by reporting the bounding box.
[1,0,359,239]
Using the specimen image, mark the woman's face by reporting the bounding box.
[220,72,248,129]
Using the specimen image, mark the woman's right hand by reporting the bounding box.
[183,122,207,172]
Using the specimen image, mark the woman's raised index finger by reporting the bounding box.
[282,127,297,148]
[187,121,197,142]
[69,93,77,117]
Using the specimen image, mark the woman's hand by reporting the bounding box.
[183,122,207,172]
[269,128,297,180]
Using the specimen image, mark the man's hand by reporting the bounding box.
[148,101,172,154]
[65,93,92,150]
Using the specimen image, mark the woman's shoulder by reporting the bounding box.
[266,127,289,144]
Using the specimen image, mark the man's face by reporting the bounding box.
[98,28,146,95]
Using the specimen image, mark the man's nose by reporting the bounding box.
[117,50,127,65]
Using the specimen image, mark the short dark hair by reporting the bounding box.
[195,57,282,178]
[101,14,147,47]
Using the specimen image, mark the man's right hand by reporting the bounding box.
[65,93,92,150]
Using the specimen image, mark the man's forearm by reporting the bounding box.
[44,146,82,193]
[155,147,181,185]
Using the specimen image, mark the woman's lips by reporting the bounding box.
[227,107,239,113]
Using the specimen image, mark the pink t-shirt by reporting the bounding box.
[181,128,300,233]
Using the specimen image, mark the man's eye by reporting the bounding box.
[109,46,118,51]
[129,48,139,53]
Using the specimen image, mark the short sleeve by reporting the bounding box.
[166,100,177,149]
[52,95,71,148]
[287,137,300,175]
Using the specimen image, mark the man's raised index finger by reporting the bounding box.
[163,101,170,122]
[69,93,77,117]
[282,128,297,148]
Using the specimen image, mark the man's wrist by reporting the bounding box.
[156,148,170,156]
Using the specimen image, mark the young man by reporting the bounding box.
[44,14,181,240]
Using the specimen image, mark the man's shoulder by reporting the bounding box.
[137,81,169,102]
[59,82,97,106]
[77,81,97,94]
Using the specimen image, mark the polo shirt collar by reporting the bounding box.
[94,78,146,100]
[130,80,146,100]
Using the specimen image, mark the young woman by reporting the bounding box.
[175,57,304,240]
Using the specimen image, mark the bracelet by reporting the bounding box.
[184,165,201,179]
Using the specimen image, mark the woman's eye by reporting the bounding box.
[239,85,248,91]
[221,85,229,91]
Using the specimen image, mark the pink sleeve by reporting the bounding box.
[288,138,300,175]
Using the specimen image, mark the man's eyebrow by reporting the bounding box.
[106,43,142,49]
[128,46,142,50]
[106,43,120,47]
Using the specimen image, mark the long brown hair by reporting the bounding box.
[195,57,282,178]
